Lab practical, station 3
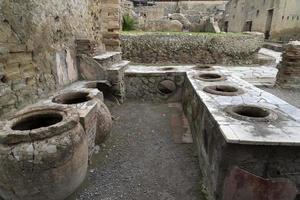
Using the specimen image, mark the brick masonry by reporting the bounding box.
[276,41,300,88]
[183,69,300,200]
[102,0,122,51]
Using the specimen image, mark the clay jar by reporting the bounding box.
[93,97,113,144]
[0,106,88,200]
[52,90,112,145]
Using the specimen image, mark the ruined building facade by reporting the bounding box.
[0,0,122,118]
[224,0,300,41]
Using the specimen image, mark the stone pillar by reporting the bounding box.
[101,0,122,52]
[276,41,300,88]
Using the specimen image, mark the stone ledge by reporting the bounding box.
[93,51,122,61]
[110,60,130,70]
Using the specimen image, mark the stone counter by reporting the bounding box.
[182,69,300,199]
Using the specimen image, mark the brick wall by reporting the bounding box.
[0,0,121,118]
[0,21,49,116]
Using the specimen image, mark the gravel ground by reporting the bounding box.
[259,86,300,108]
[67,101,205,200]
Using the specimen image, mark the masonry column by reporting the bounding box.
[276,41,300,88]
[101,0,122,52]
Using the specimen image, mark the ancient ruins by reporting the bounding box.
[0,0,300,200]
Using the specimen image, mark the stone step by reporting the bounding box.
[263,42,283,52]
[109,60,130,71]
[93,51,122,68]
[103,32,120,40]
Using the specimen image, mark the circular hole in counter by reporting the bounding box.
[195,73,226,82]
[225,105,278,122]
[203,85,244,96]
[193,65,214,71]
[52,92,92,105]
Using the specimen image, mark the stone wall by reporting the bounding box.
[121,32,263,65]
[0,0,109,118]
[125,71,185,102]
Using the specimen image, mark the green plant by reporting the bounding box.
[122,14,137,31]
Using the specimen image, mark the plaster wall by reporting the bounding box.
[224,0,300,41]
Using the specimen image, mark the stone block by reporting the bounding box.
[20,63,37,78]
[7,52,32,65]
[78,54,107,81]
[0,91,17,107]
[103,38,121,46]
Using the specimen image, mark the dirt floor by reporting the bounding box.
[259,86,300,109]
[68,101,205,200]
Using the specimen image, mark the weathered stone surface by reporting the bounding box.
[204,17,221,33]
[169,13,191,30]
[144,19,183,32]
[75,39,97,55]
[107,60,130,103]
[0,105,88,200]
[121,32,263,65]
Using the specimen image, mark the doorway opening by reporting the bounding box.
[243,21,253,32]
[224,21,229,32]
[265,9,274,40]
